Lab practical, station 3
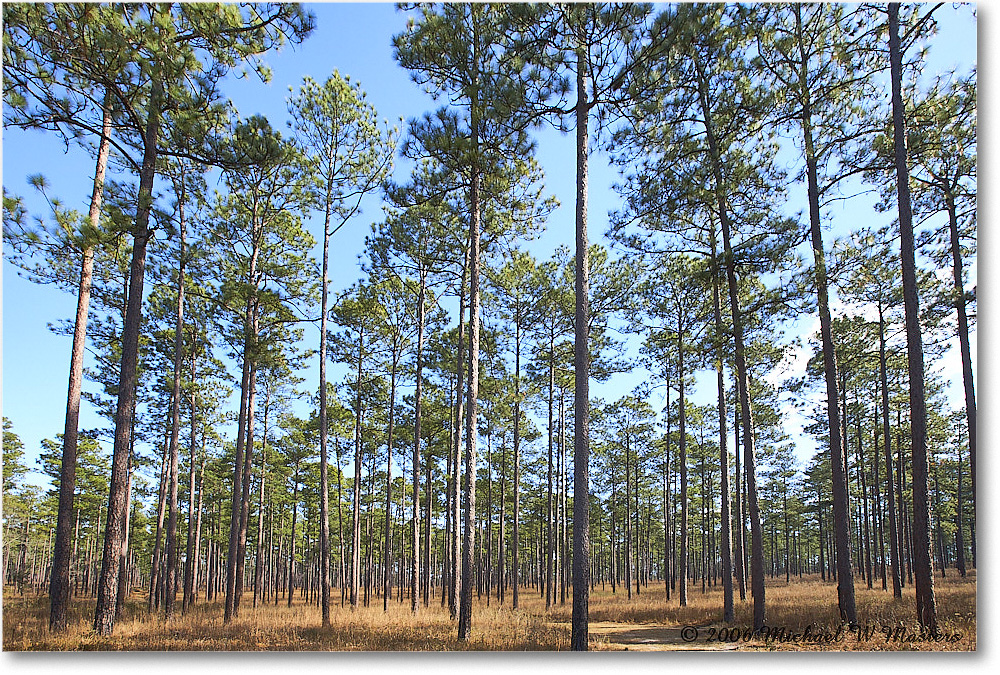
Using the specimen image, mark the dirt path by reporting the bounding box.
[565,622,741,651]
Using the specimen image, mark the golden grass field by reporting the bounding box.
[3,572,975,651]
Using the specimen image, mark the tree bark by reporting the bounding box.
[710,233,734,623]
[889,2,936,632]
[946,195,975,544]
[350,332,365,608]
[512,308,522,609]
[383,350,398,612]
[50,91,112,633]
[693,52,765,630]
[164,169,187,621]
[571,43,591,651]
[93,75,162,636]
[318,194,332,625]
[412,280,426,614]
[458,62,482,638]
[183,338,198,612]
[878,305,903,597]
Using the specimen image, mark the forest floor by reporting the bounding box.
[3,572,975,651]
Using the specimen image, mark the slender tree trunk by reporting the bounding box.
[423,441,432,607]
[193,453,205,603]
[351,333,365,608]
[412,280,426,614]
[183,343,198,612]
[224,241,261,624]
[458,61,482,639]
[678,309,688,608]
[94,76,163,636]
[793,11,857,616]
[165,174,187,621]
[383,352,398,612]
[114,457,134,618]
[253,397,270,609]
[234,349,260,614]
[956,435,966,576]
[879,305,903,597]
[546,333,555,610]
[946,195,975,550]
[710,234,734,622]
[693,54,764,629]
[570,42,592,652]
[50,92,112,633]
[513,313,522,609]
[889,2,936,632]
[288,461,300,608]
[450,242,469,620]
[148,430,170,612]
[318,200,332,625]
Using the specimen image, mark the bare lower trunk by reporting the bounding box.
[165,179,187,621]
[710,234,734,623]
[412,281,426,614]
[318,214,332,625]
[693,52,764,630]
[889,3,935,631]
[879,306,903,598]
[946,196,975,544]
[571,51,591,651]
[93,76,162,636]
[457,140,481,642]
[50,93,111,633]
[351,334,364,608]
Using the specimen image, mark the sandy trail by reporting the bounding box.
[553,621,741,651]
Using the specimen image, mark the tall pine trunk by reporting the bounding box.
[571,40,592,653]
[412,280,426,614]
[94,75,163,636]
[383,352,398,612]
[710,233,734,623]
[164,172,187,621]
[458,52,482,636]
[888,2,936,632]
[878,305,903,597]
[945,194,975,548]
[693,52,765,630]
[50,92,112,633]
[318,196,332,625]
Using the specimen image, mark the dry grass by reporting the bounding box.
[2,590,568,651]
[3,572,974,651]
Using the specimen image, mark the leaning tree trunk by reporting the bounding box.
[50,93,112,633]
[889,2,936,632]
[93,76,163,636]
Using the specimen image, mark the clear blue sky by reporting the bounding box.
[1,2,978,493]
